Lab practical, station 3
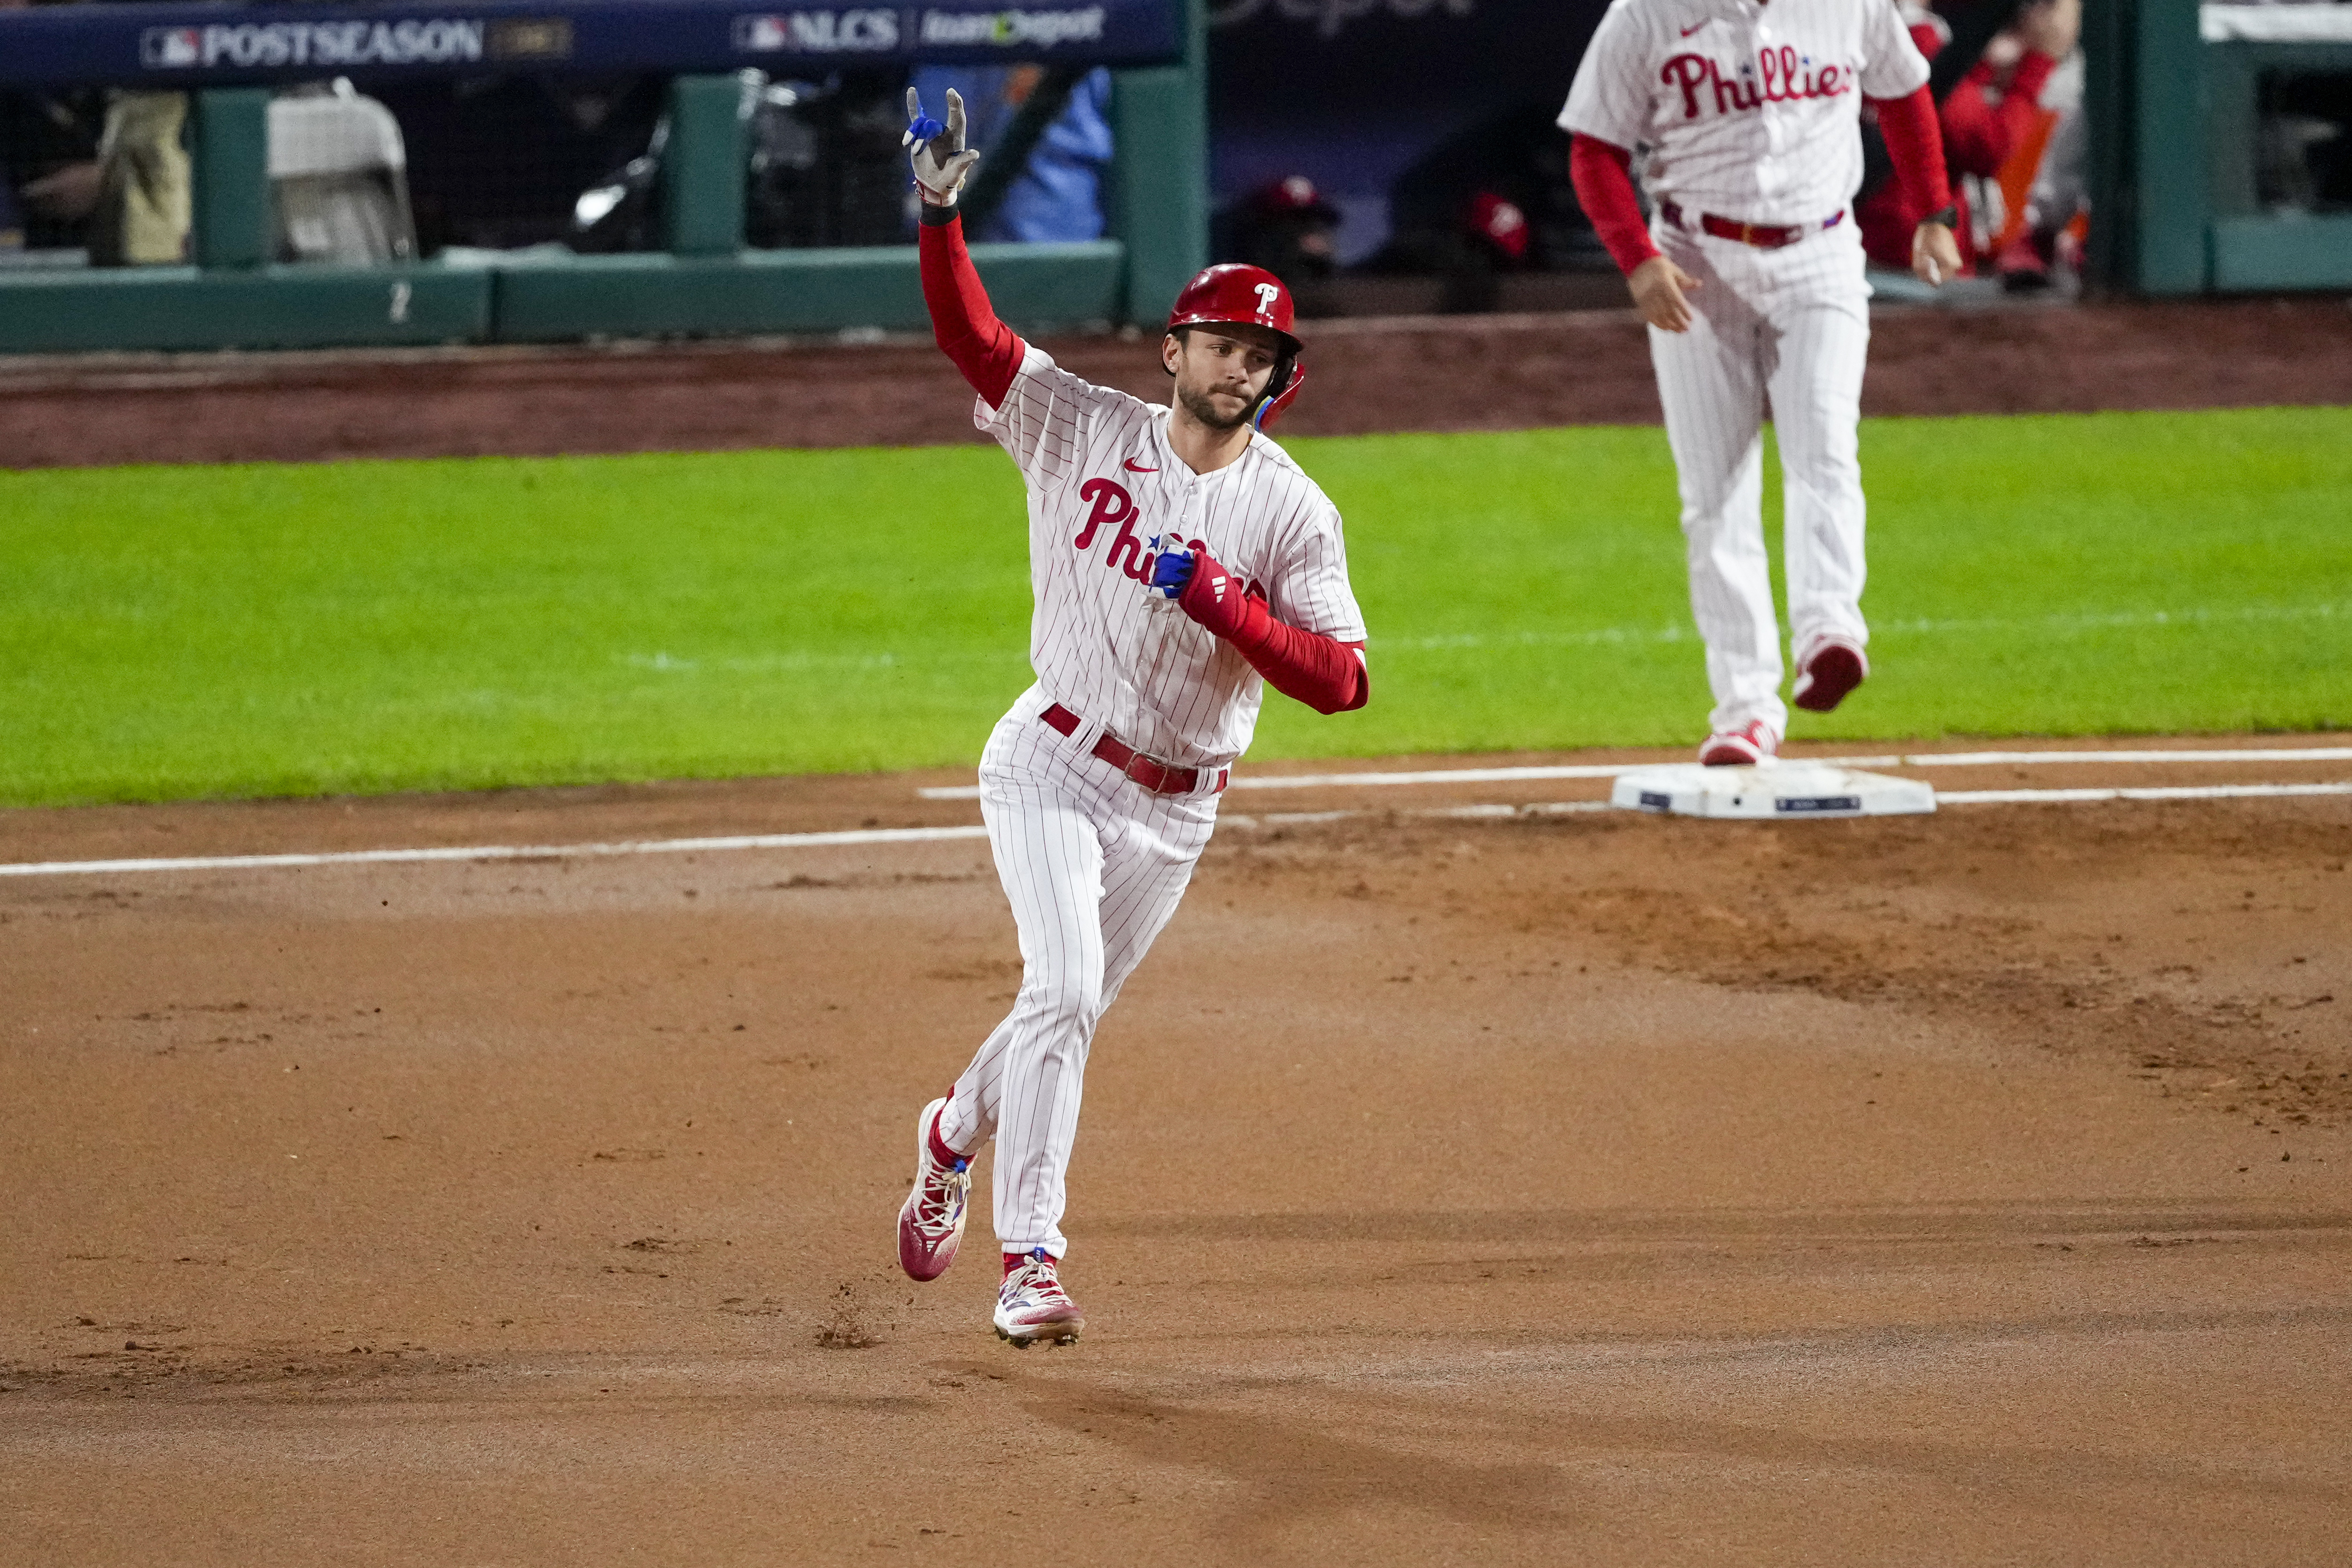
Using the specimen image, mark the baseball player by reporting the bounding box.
[1562,0,1959,764]
[891,90,1370,1346]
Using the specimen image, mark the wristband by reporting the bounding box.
[1923,204,1958,230]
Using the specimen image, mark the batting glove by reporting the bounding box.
[904,88,980,208]
[1147,536,1197,600]
[1174,542,1265,644]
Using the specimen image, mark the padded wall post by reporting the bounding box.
[663,74,749,257]
[1107,0,1207,327]
[2131,0,2210,293]
[192,87,272,269]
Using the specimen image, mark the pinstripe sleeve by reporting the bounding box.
[978,348,1112,490]
[1266,484,1368,644]
[1560,0,1653,146]
[1859,0,1933,98]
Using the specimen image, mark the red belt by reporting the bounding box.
[1661,201,1843,249]
[1041,703,1229,797]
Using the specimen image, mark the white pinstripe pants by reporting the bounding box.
[935,686,1221,1261]
[1649,216,1874,738]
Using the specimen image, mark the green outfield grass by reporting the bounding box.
[3,406,2345,807]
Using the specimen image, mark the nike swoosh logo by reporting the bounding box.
[1123,459,1158,472]
[1680,21,1706,34]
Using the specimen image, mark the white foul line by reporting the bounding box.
[1937,782,2352,806]
[0,825,990,880]
[916,747,2352,799]
[0,782,2344,880]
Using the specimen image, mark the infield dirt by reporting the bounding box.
[4,741,2348,1565]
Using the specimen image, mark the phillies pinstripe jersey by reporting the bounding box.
[974,344,1368,769]
[1561,0,1931,223]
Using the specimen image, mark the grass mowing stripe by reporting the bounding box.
[1378,600,2347,653]
[2,407,2346,807]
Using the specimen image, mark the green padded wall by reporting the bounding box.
[663,75,751,257]
[0,267,490,354]
[192,88,272,270]
[2132,0,2208,294]
[1107,0,1209,326]
[491,243,1124,343]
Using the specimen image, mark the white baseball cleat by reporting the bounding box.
[1698,719,1778,767]
[993,1248,1084,1347]
[896,1097,970,1283]
[1792,636,1868,713]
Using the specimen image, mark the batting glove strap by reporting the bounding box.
[1146,535,1197,599]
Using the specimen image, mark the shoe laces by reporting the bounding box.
[909,1154,968,1240]
[1002,1249,1070,1307]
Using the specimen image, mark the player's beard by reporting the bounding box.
[1176,379,1255,432]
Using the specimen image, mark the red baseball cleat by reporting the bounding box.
[896,1097,969,1283]
[1791,637,1868,713]
[993,1248,1084,1347]
[1698,719,1777,767]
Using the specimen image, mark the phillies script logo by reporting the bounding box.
[1073,477,1156,583]
[1660,46,1852,119]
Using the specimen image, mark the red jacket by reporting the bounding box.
[1855,18,2057,274]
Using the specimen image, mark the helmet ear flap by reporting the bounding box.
[1252,354,1306,431]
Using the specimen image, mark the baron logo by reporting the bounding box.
[733,9,903,52]
[142,20,485,70]
[919,6,1106,48]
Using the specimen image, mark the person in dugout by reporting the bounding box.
[1855,0,2081,278]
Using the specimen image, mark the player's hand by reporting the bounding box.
[904,87,980,208]
[1628,254,1700,333]
[1147,536,1196,600]
[22,160,103,222]
[1912,221,1963,286]
[1174,543,1257,641]
[2017,0,2081,61]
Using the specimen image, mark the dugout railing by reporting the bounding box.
[0,0,1206,354]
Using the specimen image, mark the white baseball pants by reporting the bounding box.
[1649,215,1874,738]
[934,686,1220,1261]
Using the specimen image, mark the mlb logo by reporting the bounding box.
[733,15,790,51]
[141,27,203,69]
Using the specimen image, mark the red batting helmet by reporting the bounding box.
[1165,262,1307,430]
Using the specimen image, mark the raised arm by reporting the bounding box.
[907,89,1023,407]
[1940,53,2059,177]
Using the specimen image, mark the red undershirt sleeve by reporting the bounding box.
[1178,563,1368,715]
[1867,85,1955,217]
[1237,618,1369,715]
[916,208,1025,409]
[1568,133,1660,277]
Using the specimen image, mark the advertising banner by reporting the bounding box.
[0,0,1186,89]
